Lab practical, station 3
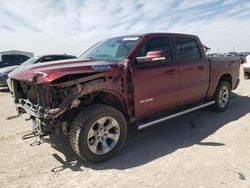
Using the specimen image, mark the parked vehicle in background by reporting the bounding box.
[0,54,76,87]
[243,54,250,79]
[207,53,228,57]
[0,54,30,68]
[239,52,250,59]
[8,33,241,163]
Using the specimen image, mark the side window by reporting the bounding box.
[16,55,29,63]
[56,56,73,60]
[2,55,18,64]
[56,56,66,60]
[136,37,172,64]
[2,55,29,64]
[175,37,201,61]
[54,56,63,60]
[40,56,56,62]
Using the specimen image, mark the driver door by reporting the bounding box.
[131,36,179,119]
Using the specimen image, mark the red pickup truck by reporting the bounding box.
[8,33,240,163]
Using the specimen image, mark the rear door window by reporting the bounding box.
[174,38,201,61]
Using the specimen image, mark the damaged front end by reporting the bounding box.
[7,72,110,140]
[7,59,127,140]
[8,78,81,138]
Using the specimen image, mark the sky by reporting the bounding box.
[0,0,250,56]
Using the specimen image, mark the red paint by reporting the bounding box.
[9,33,241,122]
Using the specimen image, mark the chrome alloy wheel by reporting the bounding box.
[87,117,120,155]
[218,86,229,108]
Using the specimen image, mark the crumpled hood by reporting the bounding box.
[0,66,19,74]
[8,59,121,84]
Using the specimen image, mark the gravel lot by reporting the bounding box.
[0,68,250,188]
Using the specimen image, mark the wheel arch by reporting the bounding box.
[207,73,232,99]
[98,91,130,122]
[78,91,130,122]
[218,74,232,88]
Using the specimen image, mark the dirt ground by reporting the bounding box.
[0,68,250,188]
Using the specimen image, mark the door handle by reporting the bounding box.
[198,66,205,70]
[166,69,176,74]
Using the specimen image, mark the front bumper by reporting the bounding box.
[16,98,65,120]
[9,78,78,120]
[16,99,50,119]
[15,96,76,120]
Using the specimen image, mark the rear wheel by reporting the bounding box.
[69,104,127,163]
[211,81,231,112]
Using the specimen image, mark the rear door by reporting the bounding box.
[174,36,209,106]
[131,36,179,118]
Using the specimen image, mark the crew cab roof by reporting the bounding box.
[112,32,199,38]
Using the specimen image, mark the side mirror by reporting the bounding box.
[202,44,211,53]
[136,51,165,63]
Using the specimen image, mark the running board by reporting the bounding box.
[137,101,215,130]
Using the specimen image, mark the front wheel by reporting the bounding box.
[211,81,231,112]
[69,104,127,163]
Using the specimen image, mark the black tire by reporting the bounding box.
[69,104,127,163]
[211,81,231,112]
[244,72,250,79]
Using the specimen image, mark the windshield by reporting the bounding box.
[79,36,141,61]
[21,57,39,66]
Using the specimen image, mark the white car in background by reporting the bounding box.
[243,54,250,79]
